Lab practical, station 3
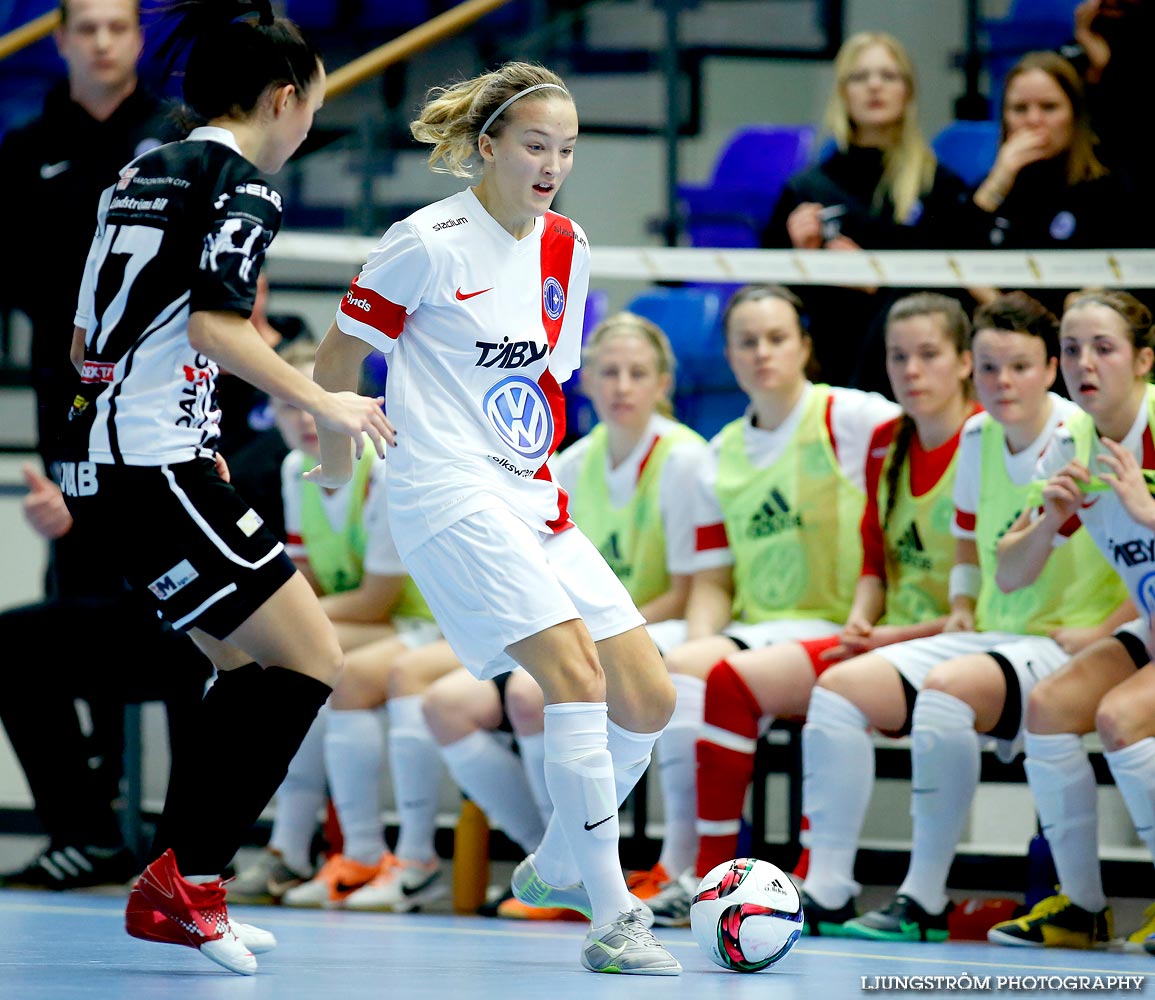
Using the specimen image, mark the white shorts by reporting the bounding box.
[403,509,644,681]
[394,616,443,650]
[724,618,842,651]
[645,619,688,657]
[877,631,1070,762]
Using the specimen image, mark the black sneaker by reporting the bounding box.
[478,885,515,918]
[843,893,953,942]
[800,890,857,937]
[0,844,138,890]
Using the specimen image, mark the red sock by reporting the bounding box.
[793,816,810,879]
[695,659,762,877]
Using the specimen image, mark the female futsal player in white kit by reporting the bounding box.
[309,61,681,975]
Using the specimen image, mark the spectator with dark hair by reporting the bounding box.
[762,31,970,393]
[970,51,1139,254]
[967,51,1148,321]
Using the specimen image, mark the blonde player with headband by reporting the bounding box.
[310,63,681,975]
[420,310,708,918]
[989,290,1155,950]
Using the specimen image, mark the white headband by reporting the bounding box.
[479,83,569,138]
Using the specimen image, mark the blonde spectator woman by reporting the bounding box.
[762,31,970,393]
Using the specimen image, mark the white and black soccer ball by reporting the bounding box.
[689,858,804,972]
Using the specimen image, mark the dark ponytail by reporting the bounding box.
[881,415,917,533]
[154,0,322,125]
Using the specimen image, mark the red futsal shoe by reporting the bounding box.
[125,849,257,975]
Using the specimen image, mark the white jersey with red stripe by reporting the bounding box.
[1035,395,1155,615]
[334,188,589,557]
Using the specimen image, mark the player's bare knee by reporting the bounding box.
[1096,695,1140,751]
[920,669,967,701]
[637,673,676,731]
[422,684,474,745]
[664,644,709,679]
[505,673,545,734]
[386,658,421,700]
[814,663,850,696]
[546,654,605,704]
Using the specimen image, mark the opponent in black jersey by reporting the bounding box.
[64,131,288,464]
[58,0,394,976]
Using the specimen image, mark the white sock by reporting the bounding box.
[608,718,662,803]
[386,696,445,864]
[270,706,327,875]
[898,690,979,915]
[324,708,386,865]
[523,720,662,881]
[655,674,704,876]
[1023,731,1105,912]
[516,732,553,826]
[441,730,546,855]
[538,701,632,926]
[1105,737,1155,864]
[800,686,870,909]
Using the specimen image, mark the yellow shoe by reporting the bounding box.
[1125,901,1155,951]
[626,863,672,900]
[988,894,1113,950]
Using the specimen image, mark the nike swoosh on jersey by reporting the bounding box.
[584,815,613,831]
[455,286,493,300]
[39,160,71,179]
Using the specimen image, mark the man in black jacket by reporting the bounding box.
[0,1,209,890]
[0,0,178,485]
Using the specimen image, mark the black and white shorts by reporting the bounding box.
[61,458,295,640]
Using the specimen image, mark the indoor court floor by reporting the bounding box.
[0,887,1151,999]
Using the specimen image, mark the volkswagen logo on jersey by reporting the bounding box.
[543,276,565,321]
[484,375,554,460]
[1137,571,1155,617]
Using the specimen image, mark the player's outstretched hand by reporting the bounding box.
[314,392,396,458]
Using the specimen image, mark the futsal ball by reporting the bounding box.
[689,858,804,973]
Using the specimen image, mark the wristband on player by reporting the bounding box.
[948,563,981,602]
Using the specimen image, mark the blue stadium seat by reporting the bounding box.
[624,287,725,382]
[682,388,747,440]
[982,0,1080,111]
[282,0,343,30]
[356,1,430,31]
[932,119,1000,188]
[623,287,738,437]
[565,288,612,437]
[0,0,64,139]
[677,124,815,248]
